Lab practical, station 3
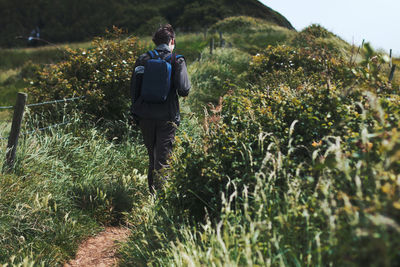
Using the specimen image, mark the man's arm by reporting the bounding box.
[130,59,145,106]
[174,57,191,97]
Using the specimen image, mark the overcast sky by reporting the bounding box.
[260,0,399,55]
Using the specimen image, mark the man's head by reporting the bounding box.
[152,24,175,51]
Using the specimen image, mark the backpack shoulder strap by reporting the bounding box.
[167,53,185,65]
[165,53,173,62]
[147,50,160,59]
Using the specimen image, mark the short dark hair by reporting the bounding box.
[152,24,175,46]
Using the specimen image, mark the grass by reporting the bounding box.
[393,58,400,85]
[2,17,400,266]
[118,20,400,267]
[0,41,92,70]
[0,114,148,265]
[0,121,10,140]
[187,47,250,114]
[208,16,296,55]
[0,40,93,106]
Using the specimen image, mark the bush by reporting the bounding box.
[301,24,334,39]
[116,23,400,266]
[187,48,250,114]
[28,29,145,125]
[291,24,351,58]
[209,16,295,54]
[248,44,350,89]
[164,42,400,239]
[121,90,400,266]
[208,16,275,34]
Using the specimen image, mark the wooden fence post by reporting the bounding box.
[210,38,214,55]
[4,92,27,171]
[389,49,393,68]
[219,31,224,48]
[389,64,396,83]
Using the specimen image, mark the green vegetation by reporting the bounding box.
[119,23,400,266]
[27,34,145,126]
[0,42,92,107]
[0,117,148,265]
[1,16,400,266]
[209,16,296,54]
[187,48,250,113]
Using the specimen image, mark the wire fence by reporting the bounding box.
[0,95,85,142]
[0,105,13,110]
[26,96,85,108]
[0,96,84,110]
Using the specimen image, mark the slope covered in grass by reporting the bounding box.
[1,17,399,266]
[119,23,400,267]
[0,118,148,265]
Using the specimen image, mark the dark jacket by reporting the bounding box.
[130,44,191,126]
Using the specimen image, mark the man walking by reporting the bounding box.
[130,24,191,193]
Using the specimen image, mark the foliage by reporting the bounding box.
[0,61,40,106]
[187,48,250,114]
[248,44,349,90]
[209,16,282,34]
[301,24,334,39]
[125,104,400,265]
[174,33,210,63]
[122,70,400,267]
[291,24,351,59]
[119,26,400,265]
[27,30,145,125]
[209,16,295,54]
[0,116,147,266]
[2,16,400,266]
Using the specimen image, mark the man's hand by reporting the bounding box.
[128,113,138,126]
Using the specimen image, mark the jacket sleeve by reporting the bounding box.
[130,58,145,108]
[174,57,191,97]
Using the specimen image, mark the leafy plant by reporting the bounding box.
[28,29,145,125]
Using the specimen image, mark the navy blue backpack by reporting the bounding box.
[141,50,183,104]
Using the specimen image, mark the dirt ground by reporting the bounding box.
[64,227,130,267]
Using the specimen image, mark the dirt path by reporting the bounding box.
[64,227,130,267]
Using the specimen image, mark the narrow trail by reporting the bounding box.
[64,227,130,267]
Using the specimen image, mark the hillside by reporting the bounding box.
[1,17,400,266]
[0,0,293,47]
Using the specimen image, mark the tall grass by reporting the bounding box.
[0,115,148,266]
[0,41,92,70]
[209,16,296,54]
[0,41,92,106]
[119,22,400,266]
[187,47,250,114]
[120,90,400,267]
[2,18,399,266]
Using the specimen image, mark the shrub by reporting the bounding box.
[28,29,145,125]
[122,91,400,266]
[187,48,250,114]
[119,24,400,266]
[248,44,350,89]
[165,43,400,225]
[301,24,334,39]
[208,16,295,54]
[208,16,275,34]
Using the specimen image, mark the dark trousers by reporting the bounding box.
[139,119,177,193]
